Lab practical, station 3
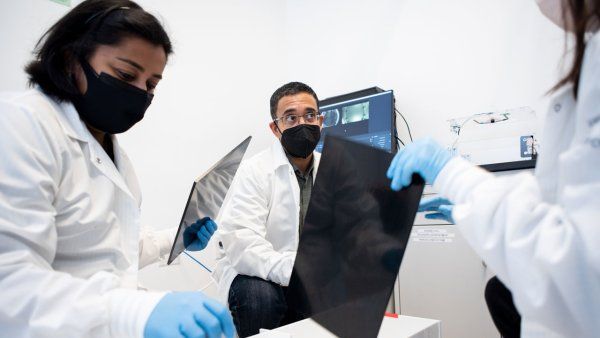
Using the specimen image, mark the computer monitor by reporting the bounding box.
[317,87,396,153]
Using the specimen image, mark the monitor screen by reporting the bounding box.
[317,89,395,153]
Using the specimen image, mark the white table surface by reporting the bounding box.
[251,315,441,338]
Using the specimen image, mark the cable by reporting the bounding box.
[394,108,413,142]
[395,136,405,147]
[391,97,409,150]
[393,124,406,148]
[450,112,497,152]
[183,251,213,273]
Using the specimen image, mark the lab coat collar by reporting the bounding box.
[270,140,321,180]
[287,153,315,178]
[551,84,574,103]
[271,139,321,210]
[47,93,137,201]
[48,96,89,143]
[271,140,292,170]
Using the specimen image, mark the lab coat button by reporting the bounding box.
[553,103,562,113]
[96,157,102,164]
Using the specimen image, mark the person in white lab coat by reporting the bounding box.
[387,0,600,337]
[213,82,323,337]
[0,1,233,338]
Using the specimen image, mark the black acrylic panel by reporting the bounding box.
[287,135,424,338]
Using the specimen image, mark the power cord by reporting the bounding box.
[394,127,406,147]
[394,107,413,142]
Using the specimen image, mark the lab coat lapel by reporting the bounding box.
[88,137,137,202]
[56,101,137,201]
[271,141,301,209]
[535,85,575,202]
[312,152,321,183]
[270,141,322,209]
[113,137,143,206]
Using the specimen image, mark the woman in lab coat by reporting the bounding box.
[387,0,600,337]
[0,1,233,337]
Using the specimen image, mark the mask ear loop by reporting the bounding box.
[273,118,284,135]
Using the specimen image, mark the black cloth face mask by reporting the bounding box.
[72,60,153,134]
[280,124,321,158]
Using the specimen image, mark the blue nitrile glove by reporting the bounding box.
[386,137,453,190]
[183,217,217,251]
[144,292,235,338]
[419,196,454,223]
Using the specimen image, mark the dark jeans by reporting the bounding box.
[228,275,303,337]
[485,276,522,338]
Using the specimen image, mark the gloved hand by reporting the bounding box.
[386,137,453,190]
[184,217,217,251]
[419,196,454,223]
[144,291,235,338]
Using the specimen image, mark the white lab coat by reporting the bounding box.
[0,89,175,338]
[434,31,600,337]
[212,141,320,303]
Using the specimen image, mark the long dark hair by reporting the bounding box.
[553,0,600,98]
[25,0,173,102]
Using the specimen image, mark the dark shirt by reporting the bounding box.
[102,134,115,162]
[287,156,314,235]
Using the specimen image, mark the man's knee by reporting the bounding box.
[229,275,287,336]
[230,275,285,311]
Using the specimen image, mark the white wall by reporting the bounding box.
[0,0,566,311]
[0,1,70,92]
[285,0,566,145]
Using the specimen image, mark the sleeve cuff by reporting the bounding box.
[267,252,296,286]
[433,157,494,204]
[106,289,167,338]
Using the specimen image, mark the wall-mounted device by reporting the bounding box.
[447,106,538,172]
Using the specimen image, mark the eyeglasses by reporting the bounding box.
[274,112,320,128]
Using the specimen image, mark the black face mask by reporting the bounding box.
[72,60,153,134]
[280,124,321,158]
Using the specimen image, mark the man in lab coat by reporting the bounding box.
[213,82,323,337]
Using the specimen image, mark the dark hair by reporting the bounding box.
[25,0,173,102]
[269,82,319,120]
[553,0,600,98]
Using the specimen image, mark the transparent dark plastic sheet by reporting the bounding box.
[287,135,424,338]
[167,136,252,265]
